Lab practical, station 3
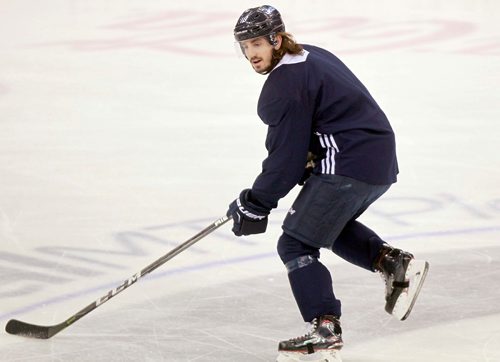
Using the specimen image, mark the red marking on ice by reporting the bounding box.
[452,37,500,56]
[102,10,234,31]
[330,19,477,54]
[35,10,496,57]
[0,83,9,96]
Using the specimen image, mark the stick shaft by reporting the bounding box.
[5,215,230,338]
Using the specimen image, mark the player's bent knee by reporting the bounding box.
[277,232,320,265]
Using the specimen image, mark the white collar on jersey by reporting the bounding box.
[271,49,310,73]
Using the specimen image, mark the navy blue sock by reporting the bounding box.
[332,220,385,271]
[277,232,342,322]
[288,261,342,322]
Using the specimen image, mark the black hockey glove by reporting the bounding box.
[298,165,314,186]
[227,189,270,236]
[298,152,317,186]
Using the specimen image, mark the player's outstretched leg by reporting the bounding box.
[276,315,343,362]
[375,244,429,320]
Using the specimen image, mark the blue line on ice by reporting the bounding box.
[1,225,499,322]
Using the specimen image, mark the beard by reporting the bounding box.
[260,50,283,75]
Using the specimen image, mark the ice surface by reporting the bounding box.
[1,0,499,361]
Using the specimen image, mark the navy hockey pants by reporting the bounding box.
[276,174,391,322]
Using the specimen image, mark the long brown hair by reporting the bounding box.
[267,32,304,73]
[276,32,303,57]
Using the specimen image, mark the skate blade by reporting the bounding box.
[392,259,429,320]
[276,350,342,362]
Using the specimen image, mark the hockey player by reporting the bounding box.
[226,5,429,362]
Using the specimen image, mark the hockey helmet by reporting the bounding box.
[234,5,285,44]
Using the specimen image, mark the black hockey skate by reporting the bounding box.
[276,315,343,362]
[376,245,429,320]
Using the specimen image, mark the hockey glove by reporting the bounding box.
[298,152,317,186]
[227,189,270,236]
[298,166,313,186]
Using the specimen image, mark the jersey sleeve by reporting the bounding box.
[251,96,313,210]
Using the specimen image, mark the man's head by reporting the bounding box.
[238,35,283,74]
[234,5,286,74]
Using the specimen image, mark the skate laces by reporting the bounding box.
[302,318,319,340]
[288,318,320,342]
[288,317,341,343]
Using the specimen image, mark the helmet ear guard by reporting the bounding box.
[268,33,279,46]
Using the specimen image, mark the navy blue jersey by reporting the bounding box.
[251,44,398,210]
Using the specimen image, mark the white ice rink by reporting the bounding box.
[1,0,500,361]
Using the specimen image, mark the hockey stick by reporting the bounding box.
[5,215,231,339]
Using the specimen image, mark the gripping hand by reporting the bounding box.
[227,189,270,236]
[298,152,317,186]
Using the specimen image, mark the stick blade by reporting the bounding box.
[5,319,61,339]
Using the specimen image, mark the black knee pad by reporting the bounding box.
[277,232,320,264]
